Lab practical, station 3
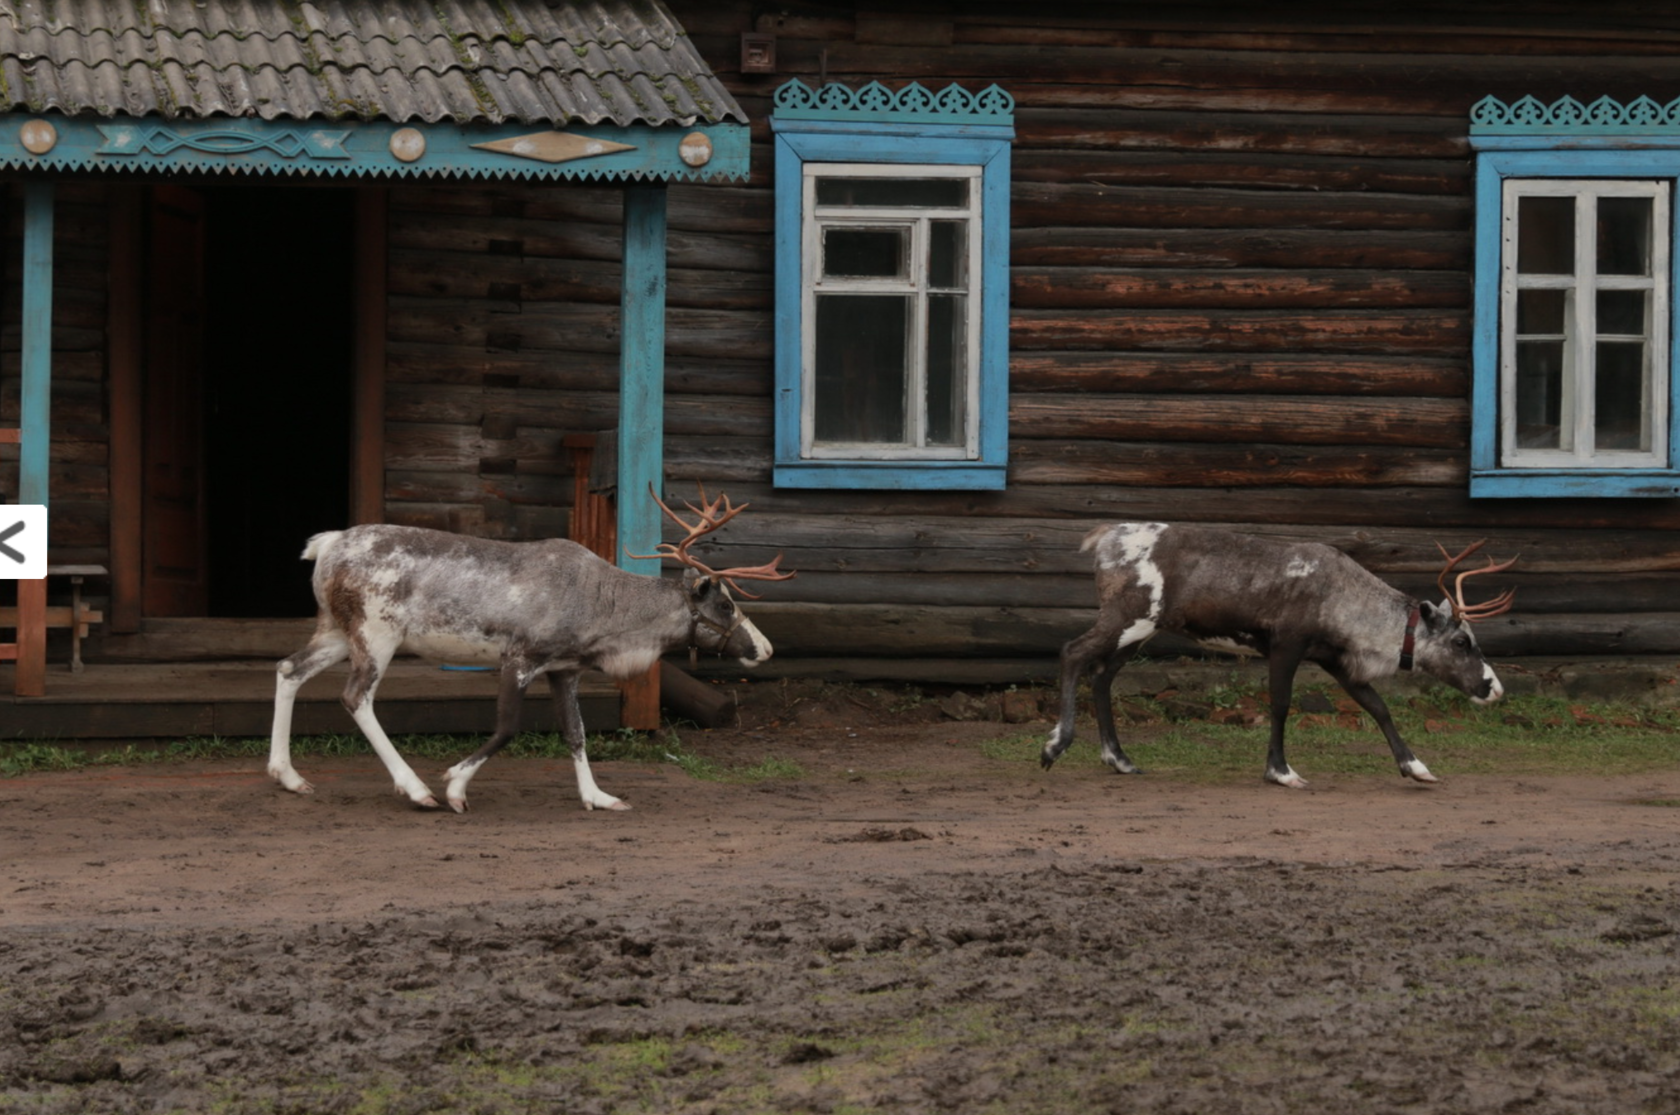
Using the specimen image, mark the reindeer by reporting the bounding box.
[1040,524,1516,788]
[266,487,793,813]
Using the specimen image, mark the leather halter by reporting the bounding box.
[1399,605,1420,671]
[681,576,743,665]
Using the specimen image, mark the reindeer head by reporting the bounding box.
[628,484,796,666]
[1411,540,1517,704]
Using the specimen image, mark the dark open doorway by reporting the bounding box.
[202,186,354,616]
[142,185,354,618]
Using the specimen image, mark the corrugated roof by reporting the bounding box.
[0,0,746,127]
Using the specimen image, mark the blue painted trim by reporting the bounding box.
[618,182,667,576]
[1471,471,1680,498]
[774,462,1007,490]
[19,181,52,508]
[1470,143,1680,498]
[773,79,1013,125]
[1470,156,1503,475]
[769,113,1014,492]
[1471,94,1680,135]
[0,114,750,182]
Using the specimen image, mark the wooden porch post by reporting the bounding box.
[616,180,668,729]
[13,181,54,696]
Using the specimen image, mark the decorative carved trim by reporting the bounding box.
[772,79,1013,124]
[97,123,352,158]
[1471,94,1680,133]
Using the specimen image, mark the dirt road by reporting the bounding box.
[4,710,1679,1113]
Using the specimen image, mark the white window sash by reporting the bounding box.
[800,163,983,461]
[1499,178,1670,469]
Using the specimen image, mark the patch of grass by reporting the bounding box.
[983,686,1680,781]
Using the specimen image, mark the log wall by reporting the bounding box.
[667,2,1680,665]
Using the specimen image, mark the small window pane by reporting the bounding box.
[1514,340,1566,450]
[824,228,906,279]
[816,177,968,208]
[1597,197,1653,276]
[1517,196,1575,274]
[1595,341,1649,450]
[1516,289,1567,335]
[929,221,966,289]
[814,294,907,444]
[1597,290,1647,336]
[926,294,967,447]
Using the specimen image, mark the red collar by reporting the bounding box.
[1399,605,1420,671]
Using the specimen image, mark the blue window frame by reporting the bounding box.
[771,80,1014,489]
[1471,95,1680,497]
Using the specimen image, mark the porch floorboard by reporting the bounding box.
[0,661,621,741]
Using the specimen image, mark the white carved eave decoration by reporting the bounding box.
[470,131,637,164]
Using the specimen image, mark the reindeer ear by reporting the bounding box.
[1418,600,1454,630]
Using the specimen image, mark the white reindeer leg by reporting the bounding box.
[268,631,350,795]
[343,639,439,809]
[549,672,629,812]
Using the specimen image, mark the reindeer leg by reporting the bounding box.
[549,671,630,812]
[1327,669,1437,784]
[1264,645,1310,788]
[1043,615,1155,771]
[268,629,350,795]
[1092,653,1144,774]
[342,636,439,808]
[444,662,533,813]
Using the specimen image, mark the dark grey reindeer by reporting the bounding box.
[267,487,793,813]
[1040,523,1516,788]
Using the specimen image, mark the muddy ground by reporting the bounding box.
[3,680,1680,1114]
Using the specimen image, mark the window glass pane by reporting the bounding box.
[1514,340,1566,450]
[823,227,906,279]
[929,221,966,289]
[1597,290,1647,336]
[814,294,907,444]
[926,294,967,447]
[1595,341,1650,450]
[1517,196,1574,274]
[1597,196,1653,276]
[816,177,968,208]
[1516,289,1567,334]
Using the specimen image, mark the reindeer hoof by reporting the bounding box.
[585,798,632,812]
[1266,768,1309,789]
[413,794,440,809]
[1401,759,1438,784]
[269,768,314,795]
[448,797,469,814]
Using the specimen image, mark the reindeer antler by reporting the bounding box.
[626,483,796,598]
[1434,539,1518,623]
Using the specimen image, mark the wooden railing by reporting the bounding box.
[564,433,659,729]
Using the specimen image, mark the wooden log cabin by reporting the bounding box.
[7,1,1680,713]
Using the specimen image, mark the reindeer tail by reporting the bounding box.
[301,531,344,563]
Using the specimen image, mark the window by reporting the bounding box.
[772,81,1014,489]
[1470,96,1680,497]
[1500,181,1669,468]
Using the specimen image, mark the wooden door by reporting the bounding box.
[141,185,208,616]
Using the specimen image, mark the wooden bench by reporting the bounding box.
[0,564,106,673]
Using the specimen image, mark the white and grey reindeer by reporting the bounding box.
[1040,523,1516,788]
[267,487,793,813]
